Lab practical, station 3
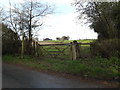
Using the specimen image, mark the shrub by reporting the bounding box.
[2,24,21,55]
[90,39,119,58]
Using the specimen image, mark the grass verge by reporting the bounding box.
[3,55,120,81]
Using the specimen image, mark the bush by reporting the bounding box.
[2,24,21,55]
[90,39,119,58]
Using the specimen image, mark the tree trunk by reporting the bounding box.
[28,1,33,55]
[21,33,25,59]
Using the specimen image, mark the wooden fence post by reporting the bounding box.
[35,41,39,57]
[70,42,73,60]
[32,41,35,54]
[21,33,25,59]
[71,41,80,60]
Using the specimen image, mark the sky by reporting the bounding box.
[1,0,98,40]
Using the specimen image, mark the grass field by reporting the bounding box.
[39,39,95,44]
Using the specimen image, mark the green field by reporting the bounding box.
[40,39,95,43]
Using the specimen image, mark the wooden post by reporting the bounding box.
[33,41,35,54]
[76,42,81,59]
[21,33,25,59]
[70,42,73,60]
[35,41,39,57]
[71,41,80,60]
[35,41,37,57]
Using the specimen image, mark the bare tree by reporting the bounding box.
[0,7,8,22]
[9,0,54,55]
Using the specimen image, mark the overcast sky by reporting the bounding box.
[1,0,98,40]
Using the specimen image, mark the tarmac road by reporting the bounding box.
[2,63,108,88]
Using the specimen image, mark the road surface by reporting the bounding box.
[2,63,108,88]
